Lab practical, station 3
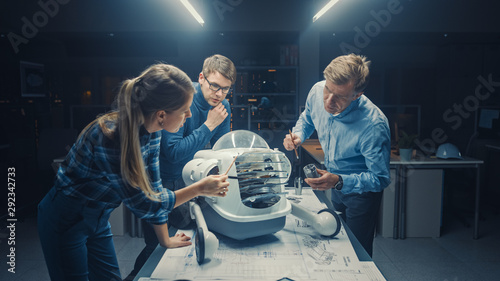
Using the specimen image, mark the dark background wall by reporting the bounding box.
[1,0,500,215]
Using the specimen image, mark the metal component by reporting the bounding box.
[294,177,303,195]
[303,163,319,178]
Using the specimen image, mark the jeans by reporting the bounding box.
[38,187,121,281]
[331,189,383,257]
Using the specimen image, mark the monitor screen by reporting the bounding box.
[475,107,500,139]
[20,61,46,98]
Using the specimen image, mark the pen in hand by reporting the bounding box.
[288,129,299,160]
[224,155,238,175]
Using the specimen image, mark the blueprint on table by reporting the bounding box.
[149,188,386,281]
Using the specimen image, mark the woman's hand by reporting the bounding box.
[198,174,230,197]
[164,232,192,248]
[174,174,230,208]
[153,223,191,248]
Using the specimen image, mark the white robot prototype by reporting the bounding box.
[182,130,341,264]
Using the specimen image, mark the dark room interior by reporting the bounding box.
[1,0,500,280]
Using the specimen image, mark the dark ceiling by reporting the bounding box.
[1,0,500,60]
[2,0,500,34]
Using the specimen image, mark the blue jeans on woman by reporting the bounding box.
[38,187,121,281]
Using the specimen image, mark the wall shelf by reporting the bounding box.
[230,66,299,133]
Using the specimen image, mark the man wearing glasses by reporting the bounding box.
[159,53,235,199]
[126,54,235,281]
[160,54,235,228]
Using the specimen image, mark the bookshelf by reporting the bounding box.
[230,66,298,132]
[228,66,299,169]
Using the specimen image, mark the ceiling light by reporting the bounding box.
[313,0,340,22]
[180,0,205,26]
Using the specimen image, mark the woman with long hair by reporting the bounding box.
[37,63,229,280]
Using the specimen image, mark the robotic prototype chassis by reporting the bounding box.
[182,130,342,264]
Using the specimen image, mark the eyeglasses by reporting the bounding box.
[204,75,232,95]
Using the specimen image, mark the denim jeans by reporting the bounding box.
[331,189,383,257]
[38,187,121,281]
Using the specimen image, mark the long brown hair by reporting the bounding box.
[80,64,194,200]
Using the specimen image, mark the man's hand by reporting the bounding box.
[304,168,339,191]
[205,103,228,131]
[283,132,302,151]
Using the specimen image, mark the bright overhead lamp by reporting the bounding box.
[313,0,339,22]
[180,0,205,26]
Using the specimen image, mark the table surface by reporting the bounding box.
[301,139,483,166]
[134,190,373,280]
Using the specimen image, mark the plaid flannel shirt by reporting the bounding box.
[54,121,175,225]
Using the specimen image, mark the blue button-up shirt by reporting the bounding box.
[54,120,175,225]
[293,81,391,194]
[160,82,231,183]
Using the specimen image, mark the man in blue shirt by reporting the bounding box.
[126,55,235,280]
[284,54,391,257]
[160,54,235,227]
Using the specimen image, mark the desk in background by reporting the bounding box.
[301,139,326,165]
[300,139,483,240]
[390,154,483,239]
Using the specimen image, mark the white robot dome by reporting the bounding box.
[212,130,269,151]
[183,130,294,240]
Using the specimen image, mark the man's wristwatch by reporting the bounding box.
[334,175,343,190]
